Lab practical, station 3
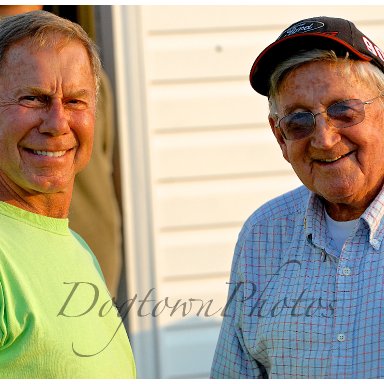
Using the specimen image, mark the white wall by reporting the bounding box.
[112,5,384,378]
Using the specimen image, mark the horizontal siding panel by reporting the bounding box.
[152,128,290,180]
[155,277,229,325]
[155,175,301,229]
[157,227,238,279]
[142,5,384,32]
[148,81,266,130]
[159,323,221,378]
[146,30,275,82]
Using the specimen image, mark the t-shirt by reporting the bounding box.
[324,209,359,255]
[0,202,136,378]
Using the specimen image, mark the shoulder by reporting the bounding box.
[230,185,310,279]
[240,185,309,236]
[234,185,310,254]
[70,229,92,251]
[69,229,105,281]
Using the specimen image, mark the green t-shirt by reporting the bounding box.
[0,202,136,378]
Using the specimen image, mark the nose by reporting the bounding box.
[38,99,70,136]
[310,112,341,149]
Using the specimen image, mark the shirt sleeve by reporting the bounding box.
[210,225,268,379]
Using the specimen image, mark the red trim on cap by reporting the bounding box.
[250,32,373,82]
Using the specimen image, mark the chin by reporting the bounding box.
[319,188,359,205]
[28,177,73,195]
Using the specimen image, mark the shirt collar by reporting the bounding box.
[304,187,384,251]
[361,187,384,250]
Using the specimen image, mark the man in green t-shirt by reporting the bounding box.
[0,10,135,378]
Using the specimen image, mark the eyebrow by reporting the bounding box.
[67,89,93,99]
[19,87,93,98]
[282,102,304,115]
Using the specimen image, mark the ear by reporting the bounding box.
[268,114,290,163]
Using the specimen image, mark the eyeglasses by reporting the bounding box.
[276,94,384,141]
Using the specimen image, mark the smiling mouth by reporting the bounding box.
[30,149,67,158]
[315,151,354,164]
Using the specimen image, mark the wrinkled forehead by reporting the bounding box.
[5,33,80,57]
[272,58,378,101]
[1,34,94,78]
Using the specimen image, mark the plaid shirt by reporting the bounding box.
[211,185,384,378]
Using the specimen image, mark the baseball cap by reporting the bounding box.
[250,16,384,96]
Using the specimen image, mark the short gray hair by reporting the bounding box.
[268,49,384,119]
[0,10,101,93]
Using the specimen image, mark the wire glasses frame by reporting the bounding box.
[276,93,384,141]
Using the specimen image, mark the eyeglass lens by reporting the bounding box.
[280,99,365,140]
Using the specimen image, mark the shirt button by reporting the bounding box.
[342,267,351,276]
[372,239,380,248]
[337,333,346,342]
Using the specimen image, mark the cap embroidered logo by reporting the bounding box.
[279,21,325,39]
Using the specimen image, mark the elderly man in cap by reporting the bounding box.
[211,16,384,379]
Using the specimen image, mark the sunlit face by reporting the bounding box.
[0,37,96,196]
[269,61,384,219]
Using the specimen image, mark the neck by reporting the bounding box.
[324,201,365,221]
[0,175,72,218]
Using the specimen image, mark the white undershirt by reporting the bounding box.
[324,210,359,254]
